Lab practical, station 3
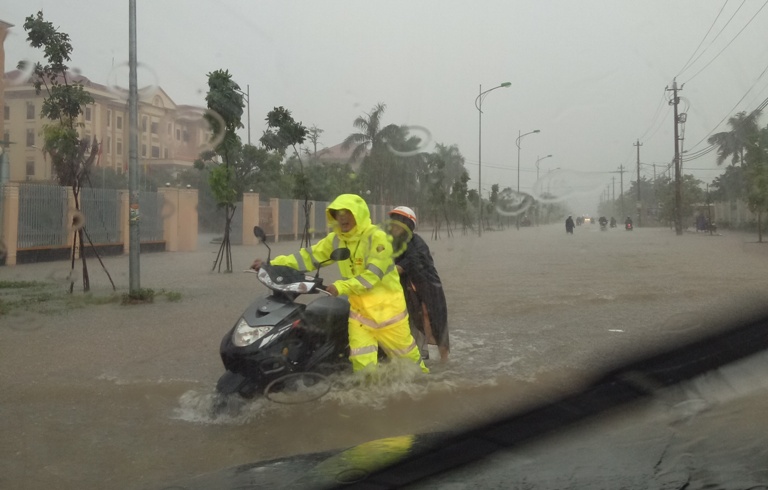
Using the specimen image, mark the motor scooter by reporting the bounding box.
[215,226,352,401]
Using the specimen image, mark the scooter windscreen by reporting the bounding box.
[257,265,317,293]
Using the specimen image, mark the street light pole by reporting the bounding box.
[246,84,251,146]
[534,154,552,227]
[516,129,540,229]
[475,81,511,237]
[535,154,553,182]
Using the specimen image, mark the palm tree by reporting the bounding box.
[342,103,399,203]
[707,110,762,166]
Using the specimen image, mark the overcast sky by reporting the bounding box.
[4,0,768,214]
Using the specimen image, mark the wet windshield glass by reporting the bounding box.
[2,1,768,489]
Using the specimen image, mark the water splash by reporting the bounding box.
[385,125,433,157]
[495,189,535,217]
[105,61,160,101]
[10,59,36,86]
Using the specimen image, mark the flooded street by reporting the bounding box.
[2,224,768,489]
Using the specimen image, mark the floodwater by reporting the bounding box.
[1,223,768,489]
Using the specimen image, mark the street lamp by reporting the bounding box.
[534,154,552,226]
[236,84,251,145]
[515,129,540,229]
[475,81,511,237]
[535,154,553,182]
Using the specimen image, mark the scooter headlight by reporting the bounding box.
[232,318,273,347]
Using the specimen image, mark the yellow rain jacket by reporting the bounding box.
[271,194,407,326]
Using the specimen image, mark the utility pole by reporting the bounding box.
[667,78,683,235]
[617,164,626,218]
[634,139,642,227]
[128,0,141,292]
[612,176,615,203]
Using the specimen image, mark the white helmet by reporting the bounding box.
[389,206,417,227]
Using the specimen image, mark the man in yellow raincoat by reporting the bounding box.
[252,194,428,374]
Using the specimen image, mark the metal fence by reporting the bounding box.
[278,198,294,237]
[14,184,165,250]
[138,190,163,242]
[80,186,120,244]
[17,183,68,249]
[0,184,5,248]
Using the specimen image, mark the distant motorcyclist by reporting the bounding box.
[610,217,617,228]
[599,216,608,227]
[625,216,633,230]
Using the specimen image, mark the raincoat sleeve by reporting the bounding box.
[270,234,333,272]
[334,230,395,297]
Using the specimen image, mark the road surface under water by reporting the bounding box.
[1,223,767,489]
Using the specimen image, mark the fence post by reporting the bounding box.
[67,187,79,258]
[270,198,280,243]
[1,183,20,265]
[242,192,260,246]
[158,187,179,252]
[118,190,130,254]
[293,199,300,241]
[178,187,198,252]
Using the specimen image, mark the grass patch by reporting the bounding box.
[121,288,182,305]
[0,280,49,289]
[0,282,181,315]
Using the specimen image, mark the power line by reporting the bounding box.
[677,0,731,77]
[684,0,768,84]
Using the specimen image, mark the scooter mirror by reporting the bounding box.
[329,248,351,262]
[253,226,268,242]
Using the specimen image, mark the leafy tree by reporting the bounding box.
[742,126,768,241]
[260,107,311,245]
[342,103,400,204]
[202,69,245,272]
[709,164,746,202]
[655,174,704,228]
[707,110,761,166]
[305,125,324,162]
[20,11,114,293]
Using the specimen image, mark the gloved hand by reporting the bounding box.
[251,258,264,270]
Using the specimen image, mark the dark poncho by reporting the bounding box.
[395,233,449,350]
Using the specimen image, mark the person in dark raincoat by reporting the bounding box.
[565,215,575,234]
[388,206,450,362]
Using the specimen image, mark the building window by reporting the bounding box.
[141,117,147,132]
[3,131,9,144]
[151,121,158,134]
[151,146,160,158]
[117,116,123,129]
[26,129,35,147]
[26,160,35,178]
[167,123,172,135]
[85,107,92,121]
[106,137,112,153]
[117,141,123,156]
[176,128,181,140]
[26,102,35,119]
[163,148,169,159]
[141,144,147,157]
[182,130,189,142]
[3,105,9,120]
[107,110,112,127]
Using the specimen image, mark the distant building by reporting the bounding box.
[314,142,367,171]
[0,18,13,182]
[3,69,209,182]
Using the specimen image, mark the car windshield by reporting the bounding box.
[2,2,768,489]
